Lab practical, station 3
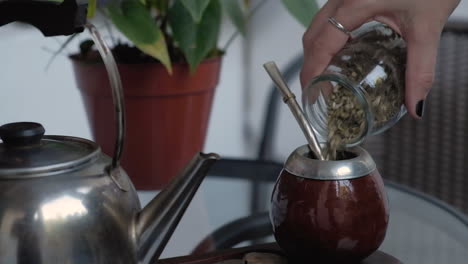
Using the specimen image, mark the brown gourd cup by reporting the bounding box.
[270,145,389,263]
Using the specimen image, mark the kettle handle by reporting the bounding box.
[87,24,125,171]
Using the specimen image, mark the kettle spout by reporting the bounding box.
[134,152,219,264]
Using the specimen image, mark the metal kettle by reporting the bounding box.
[0,24,219,264]
[0,123,218,264]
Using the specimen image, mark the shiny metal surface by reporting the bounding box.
[0,154,141,263]
[285,145,376,180]
[87,24,125,171]
[0,149,219,264]
[136,152,219,264]
[0,135,100,178]
[327,17,352,36]
[263,62,325,160]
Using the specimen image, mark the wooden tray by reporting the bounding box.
[158,243,402,264]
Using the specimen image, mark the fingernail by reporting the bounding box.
[416,100,425,118]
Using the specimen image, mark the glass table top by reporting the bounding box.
[138,164,468,264]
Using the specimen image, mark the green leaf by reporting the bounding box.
[87,0,97,18]
[152,0,168,11]
[180,0,211,23]
[170,0,221,71]
[106,0,172,73]
[281,0,318,27]
[106,1,159,44]
[136,34,173,74]
[222,0,247,36]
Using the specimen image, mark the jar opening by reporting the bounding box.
[303,73,373,148]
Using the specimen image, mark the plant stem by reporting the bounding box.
[223,0,268,50]
[45,33,79,70]
[99,8,117,47]
[223,32,239,51]
[153,0,169,14]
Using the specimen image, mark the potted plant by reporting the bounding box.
[69,0,318,190]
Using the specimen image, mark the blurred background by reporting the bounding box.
[1,0,468,260]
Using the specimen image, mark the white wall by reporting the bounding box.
[452,0,468,19]
[0,24,91,138]
[241,0,313,161]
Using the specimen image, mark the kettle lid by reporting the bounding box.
[0,122,100,178]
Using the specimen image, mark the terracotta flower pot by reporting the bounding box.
[70,57,221,190]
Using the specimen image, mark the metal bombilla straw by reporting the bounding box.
[263,61,325,161]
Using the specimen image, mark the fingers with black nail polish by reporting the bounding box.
[416,100,425,118]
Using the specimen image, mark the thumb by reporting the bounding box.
[404,23,441,119]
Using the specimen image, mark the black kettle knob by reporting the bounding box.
[0,122,45,147]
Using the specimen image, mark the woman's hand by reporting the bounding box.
[300,0,460,118]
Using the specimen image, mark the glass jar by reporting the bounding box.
[302,22,407,151]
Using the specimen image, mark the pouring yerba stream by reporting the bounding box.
[0,1,219,264]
